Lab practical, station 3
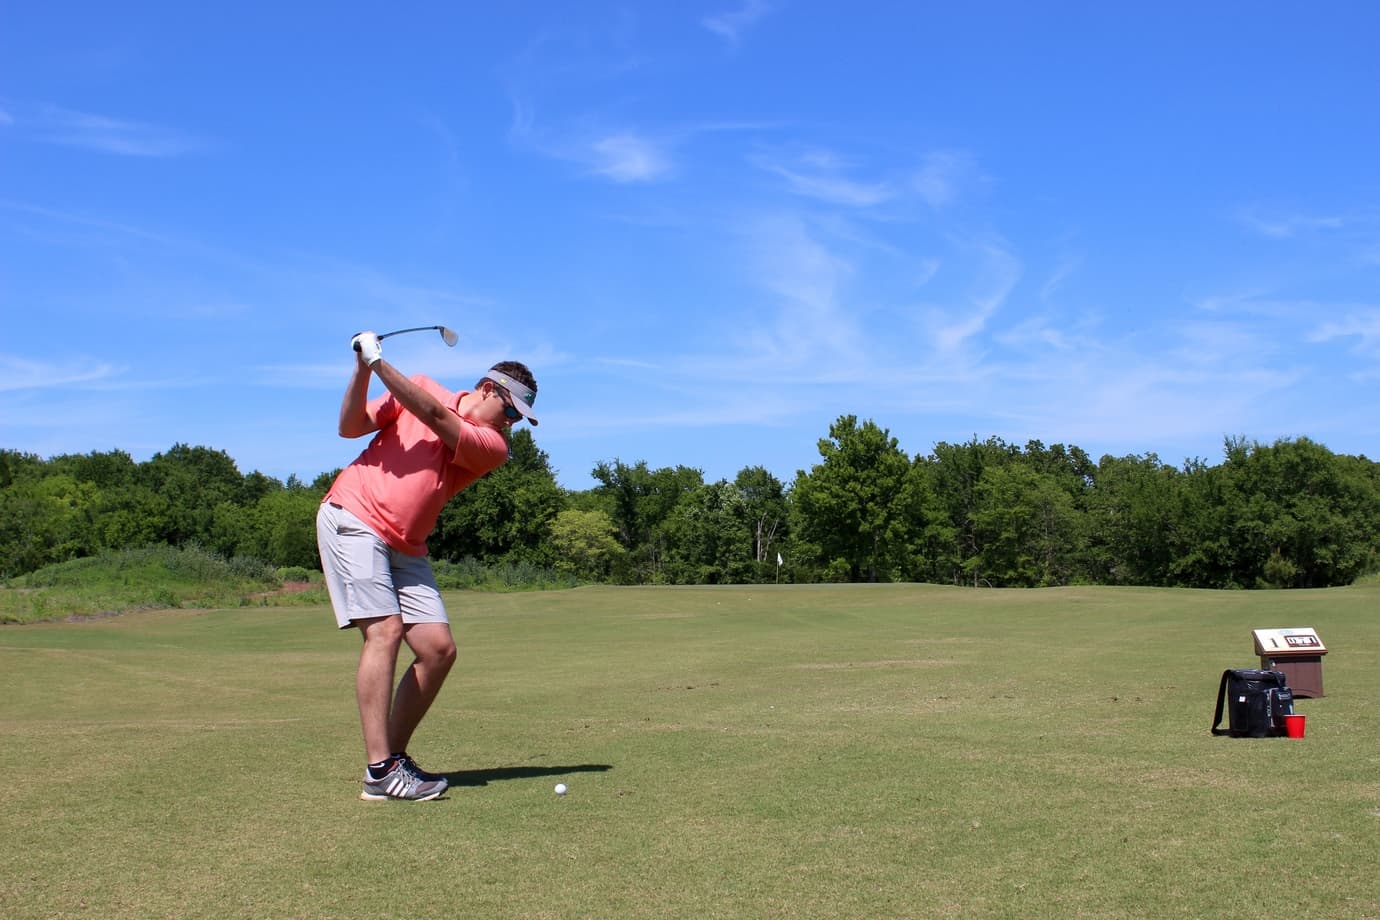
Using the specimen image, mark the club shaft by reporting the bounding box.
[377,326,442,341]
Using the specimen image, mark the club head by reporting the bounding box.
[439,326,458,347]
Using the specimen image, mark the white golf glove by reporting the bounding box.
[351,332,383,367]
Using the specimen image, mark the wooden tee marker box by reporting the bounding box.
[1253,627,1327,698]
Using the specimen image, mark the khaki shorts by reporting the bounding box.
[316,502,449,630]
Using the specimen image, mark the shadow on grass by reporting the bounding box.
[443,763,613,787]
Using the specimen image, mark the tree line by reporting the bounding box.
[4,417,1378,588]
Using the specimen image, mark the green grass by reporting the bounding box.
[0,547,575,625]
[0,546,328,624]
[2,585,1377,918]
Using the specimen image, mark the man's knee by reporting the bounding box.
[359,614,405,649]
[438,638,458,669]
[426,635,458,671]
[407,625,457,668]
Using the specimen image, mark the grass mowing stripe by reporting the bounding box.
[2,584,1377,919]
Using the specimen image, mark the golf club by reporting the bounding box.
[354,325,458,352]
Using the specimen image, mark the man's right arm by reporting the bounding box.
[338,357,381,438]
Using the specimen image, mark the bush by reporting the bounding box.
[276,565,320,584]
[1,544,287,624]
[432,557,578,591]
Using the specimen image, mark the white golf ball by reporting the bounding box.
[554,783,568,795]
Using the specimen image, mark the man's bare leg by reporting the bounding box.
[388,622,458,755]
[356,615,405,764]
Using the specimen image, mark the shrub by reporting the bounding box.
[432,557,578,591]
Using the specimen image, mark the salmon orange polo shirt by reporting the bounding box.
[324,375,510,556]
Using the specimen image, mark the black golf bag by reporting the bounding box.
[1211,669,1294,737]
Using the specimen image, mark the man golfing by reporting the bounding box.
[316,329,539,801]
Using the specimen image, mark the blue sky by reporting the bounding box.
[3,2,1378,490]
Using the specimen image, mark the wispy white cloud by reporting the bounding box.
[911,150,977,209]
[335,265,491,316]
[512,126,679,184]
[0,200,299,315]
[0,354,121,392]
[755,147,981,211]
[1030,364,1284,456]
[255,363,378,389]
[996,315,1076,352]
[5,101,204,157]
[751,148,895,207]
[905,301,1319,464]
[1309,308,1380,355]
[1171,319,1287,368]
[590,132,675,182]
[507,93,538,142]
[1235,208,1380,277]
[1038,254,1081,303]
[914,258,940,287]
[1238,209,1346,239]
[556,216,1369,477]
[748,213,862,370]
[0,198,180,248]
[703,0,776,45]
[582,121,779,184]
[761,162,895,207]
[931,240,1022,352]
[1190,290,1335,324]
[502,21,677,185]
[504,77,678,184]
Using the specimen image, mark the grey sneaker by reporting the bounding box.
[396,751,445,784]
[361,759,447,802]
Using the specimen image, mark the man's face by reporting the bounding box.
[477,382,520,430]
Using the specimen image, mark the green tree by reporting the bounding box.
[255,489,325,569]
[893,456,958,583]
[1215,437,1379,587]
[590,460,704,582]
[968,464,1083,586]
[90,482,165,554]
[1166,457,1236,587]
[791,416,913,582]
[548,509,626,581]
[45,450,162,557]
[311,469,341,492]
[663,481,754,584]
[0,474,97,575]
[49,449,140,490]
[240,470,282,505]
[1086,453,1184,585]
[0,449,45,489]
[433,429,566,565]
[734,466,790,581]
[138,444,247,547]
[925,436,1020,585]
[1021,440,1095,489]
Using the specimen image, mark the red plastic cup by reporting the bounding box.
[1283,714,1306,739]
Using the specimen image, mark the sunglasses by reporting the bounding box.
[494,385,522,421]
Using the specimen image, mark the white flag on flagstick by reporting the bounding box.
[776,552,783,566]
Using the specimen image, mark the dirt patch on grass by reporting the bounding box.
[248,580,317,600]
[795,659,952,670]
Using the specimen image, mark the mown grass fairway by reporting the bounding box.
[2,585,1377,919]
